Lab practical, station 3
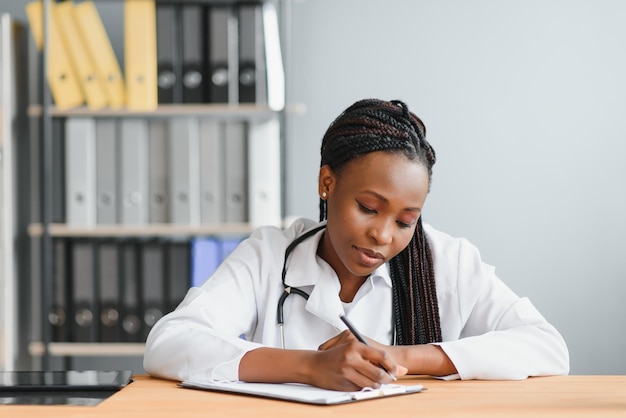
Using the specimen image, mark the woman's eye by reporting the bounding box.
[357,202,376,214]
[397,220,414,229]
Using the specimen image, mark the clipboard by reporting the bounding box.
[180,380,424,405]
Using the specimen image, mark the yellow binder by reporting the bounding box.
[73,0,126,109]
[124,0,158,111]
[25,1,84,110]
[54,1,107,110]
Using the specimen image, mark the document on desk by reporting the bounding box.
[180,380,424,405]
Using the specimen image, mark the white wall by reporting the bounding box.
[286,0,626,375]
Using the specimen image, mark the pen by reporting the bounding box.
[339,314,397,381]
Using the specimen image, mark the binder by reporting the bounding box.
[119,119,149,225]
[65,117,97,226]
[190,237,220,288]
[181,4,206,103]
[140,240,165,340]
[25,1,84,109]
[70,240,97,342]
[206,5,230,103]
[168,118,200,225]
[49,239,69,342]
[198,119,224,223]
[238,3,266,104]
[120,240,142,342]
[52,119,66,223]
[95,119,118,225]
[262,2,285,111]
[156,3,181,104]
[73,0,126,108]
[165,240,190,313]
[98,240,121,342]
[248,118,281,227]
[54,1,107,110]
[223,121,248,223]
[148,119,169,223]
[125,0,158,111]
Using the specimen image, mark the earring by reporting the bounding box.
[321,192,327,199]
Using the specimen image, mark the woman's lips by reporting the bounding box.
[355,246,384,267]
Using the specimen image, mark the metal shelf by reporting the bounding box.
[29,342,145,357]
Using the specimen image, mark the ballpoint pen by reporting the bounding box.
[339,314,397,381]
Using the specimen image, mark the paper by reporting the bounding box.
[180,380,424,405]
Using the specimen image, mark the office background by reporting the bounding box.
[2,0,625,375]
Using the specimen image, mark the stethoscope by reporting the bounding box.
[276,224,396,349]
[277,224,327,349]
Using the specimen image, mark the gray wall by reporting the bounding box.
[285,0,626,375]
[3,0,624,375]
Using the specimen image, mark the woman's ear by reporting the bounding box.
[318,165,335,199]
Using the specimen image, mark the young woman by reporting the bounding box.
[144,99,569,391]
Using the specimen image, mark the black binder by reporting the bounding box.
[98,240,121,342]
[69,240,97,342]
[181,4,206,103]
[165,240,191,313]
[206,5,231,103]
[140,239,165,340]
[119,240,142,342]
[156,3,182,103]
[49,239,70,342]
[238,3,266,103]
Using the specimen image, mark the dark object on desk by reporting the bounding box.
[0,370,133,406]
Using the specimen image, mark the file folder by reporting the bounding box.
[98,241,121,342]
[70,240,97,342]
[168,118,200,225]
[262,2,285,111]
[120,240,142,342]
[50,239,69,342]
[206,5,230,103]
[248,118,281,227]
[148,119,170,223]
[140,240,165,340]
[238,3,266,104]
[223,121,248,222]
[25,1,84,109]
[181,4,206,103]
[73,0,126,108]
[54,1,107,110]
[65,118,97,226]
[156,3,181,104]
[165,240,191,313]
[119,119,149,225]
[95,119,118,224]
[190,237,220,287]
[125,0,158,111]
[52,119,66,223]
[198,119,224,223]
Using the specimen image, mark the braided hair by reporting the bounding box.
[319,98,442,345]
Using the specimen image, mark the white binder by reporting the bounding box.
[223,121,247,223]
[248,118,281,227]
[199,119,224,223]
[95,119,118,224]
[148,119,170,223]
[65,118,97,226]
[119,119,149,225]
[168,118,200,225]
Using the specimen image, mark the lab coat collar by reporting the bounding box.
[283,221,393,327]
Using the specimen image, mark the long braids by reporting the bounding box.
[319,99,442,345]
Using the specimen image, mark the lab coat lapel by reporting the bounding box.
[282,226,344,329]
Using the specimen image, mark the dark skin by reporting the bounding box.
[239,151,457,390]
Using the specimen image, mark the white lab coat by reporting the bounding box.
[143,218,569,382]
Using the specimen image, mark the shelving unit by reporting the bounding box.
[27,0,288,369]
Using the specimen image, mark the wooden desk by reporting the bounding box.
[1,375,624,417]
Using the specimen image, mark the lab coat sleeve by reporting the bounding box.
[143,230,275,383]
[434,237,570,380]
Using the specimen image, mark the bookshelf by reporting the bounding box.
[26,0,288,367]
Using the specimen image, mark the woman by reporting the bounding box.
[144,99,569,391]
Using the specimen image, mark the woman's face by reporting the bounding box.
[318,151,430,284]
